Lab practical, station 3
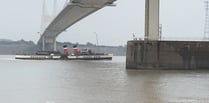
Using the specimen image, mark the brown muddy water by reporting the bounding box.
[0,55,209,103]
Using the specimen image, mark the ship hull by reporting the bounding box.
[15,54,112,60]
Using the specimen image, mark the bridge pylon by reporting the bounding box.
[39,0,59,51]
[144,0,160,41]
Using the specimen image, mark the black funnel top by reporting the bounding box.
[73,45,77,48]
[63,45,68,48]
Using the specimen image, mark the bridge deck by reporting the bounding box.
[39,0,116,43]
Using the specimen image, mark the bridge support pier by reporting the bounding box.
[126,0,209,69]
[126,0,160,69]
[40,36,57,51]
[126,41,209,69]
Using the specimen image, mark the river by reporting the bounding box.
[0,55,208,103]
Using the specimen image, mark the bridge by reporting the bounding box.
[40,0,201,69]
[38,0,116,51]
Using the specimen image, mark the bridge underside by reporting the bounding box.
[38,0,116,51]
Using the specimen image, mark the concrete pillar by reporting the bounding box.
[42,36,45,51]
[145,0,160,40]
[53,38,57,51]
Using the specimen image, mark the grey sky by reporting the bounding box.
[0,0,206,46]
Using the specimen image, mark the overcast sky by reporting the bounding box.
[0,0,206,46]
